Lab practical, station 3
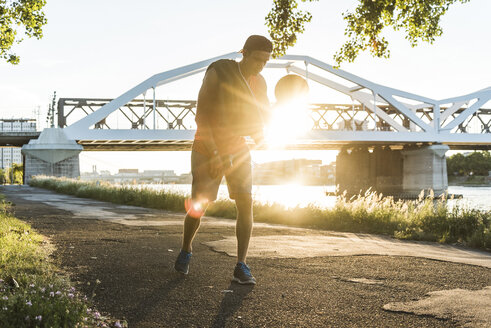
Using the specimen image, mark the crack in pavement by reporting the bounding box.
[383,286,491,327]
[204,235,491,268]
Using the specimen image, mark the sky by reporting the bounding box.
[1,0,490,174]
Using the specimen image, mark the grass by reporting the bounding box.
[0,195,126,328]
[29,176,491,251]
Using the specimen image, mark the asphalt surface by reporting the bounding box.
[1,185,490,328]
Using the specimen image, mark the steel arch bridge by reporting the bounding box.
[61,53,491,151]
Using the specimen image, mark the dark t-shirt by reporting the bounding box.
[194,59,267,156]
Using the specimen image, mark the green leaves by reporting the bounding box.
[0,0,47,64]
[266,0,470,66]
[447,151,491,176]
[266,0,317,58]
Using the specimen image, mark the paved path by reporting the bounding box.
[1,185,490,327]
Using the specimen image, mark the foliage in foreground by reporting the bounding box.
[0,164,23,185]
[0,196,126,328]
[0,0,47,64]
[266,0,471,65]
[29,176,491,250]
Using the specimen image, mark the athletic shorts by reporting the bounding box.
[191,148,252,202]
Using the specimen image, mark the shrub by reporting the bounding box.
[29,176,491,250]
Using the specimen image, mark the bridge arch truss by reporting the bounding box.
[61,53,491,150]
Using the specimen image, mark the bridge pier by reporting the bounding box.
[373,146,404,194]
[336,144,449,197]
[336,147,372,195]
[401,144,449,195]
[21,128,83,184]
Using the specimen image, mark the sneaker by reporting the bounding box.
[232,262,256,285]
[174,250,192,274]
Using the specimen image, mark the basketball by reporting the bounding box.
[274,74,309,104]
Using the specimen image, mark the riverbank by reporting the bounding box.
[0,194,126,327]
[449,175,491,186]
[29,176,491,250]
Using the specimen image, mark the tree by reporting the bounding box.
[266,0,470,65]
[447,152,466,175]
[0,169,6,184]
[11,163,23,184]
[0,0,47,64]
[447,151,491,176]
[266,0,316,58]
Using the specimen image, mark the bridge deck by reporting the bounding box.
[77,130,491,151]
[2,130,489,150]
[77,142,490,151]
[0,132,41,147]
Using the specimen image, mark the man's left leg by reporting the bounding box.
[175,150,220,275]
[233,193,256,284]
[226,149,256,284]
[235,194,253,264]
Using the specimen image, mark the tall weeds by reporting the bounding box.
[29,176,490,250]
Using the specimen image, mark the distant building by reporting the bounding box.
[81,168,182,184]
[140,170,179,183]
[118,169,139,174]
[177,172,192,184]
[253,159,335,185]
[0,118,37,169]
[320,164,335,184]
[0,118,36,132]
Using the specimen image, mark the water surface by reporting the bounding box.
[142,184,491,211]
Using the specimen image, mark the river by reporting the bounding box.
[140,184,491,211]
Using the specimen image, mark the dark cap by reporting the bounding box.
[241,35,273,53]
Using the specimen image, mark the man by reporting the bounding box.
[174,35,272,285]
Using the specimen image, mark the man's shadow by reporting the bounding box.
[130,274,186,324]
[211,282,254,328]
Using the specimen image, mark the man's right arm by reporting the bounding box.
[196,68,219,155]
[196,68,223,177]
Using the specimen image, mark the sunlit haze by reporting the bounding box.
[264,97,311,147]
[1,0,490,174]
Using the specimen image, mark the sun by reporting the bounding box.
[264,97,311,147]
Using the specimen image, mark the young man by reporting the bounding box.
[174,35,272,285]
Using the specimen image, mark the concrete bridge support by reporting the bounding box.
[372,146,403,194]
[21,128,83,184]
[336,144,449,197]
[401,144,449,195]
[336,147,372,195]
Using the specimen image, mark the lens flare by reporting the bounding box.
[185,198,207,219]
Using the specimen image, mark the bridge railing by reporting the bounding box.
[58,97,490,135]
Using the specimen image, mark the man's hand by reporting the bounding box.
[221,155,233,175]
[208,153,222,179]
[251,131,265,149]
